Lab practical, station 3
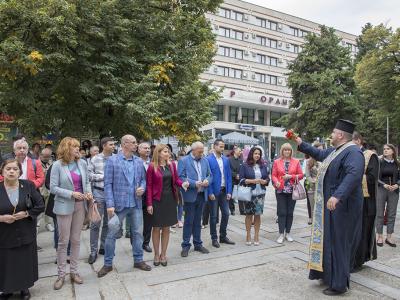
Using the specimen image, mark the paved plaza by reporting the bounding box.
[29,186,400,300]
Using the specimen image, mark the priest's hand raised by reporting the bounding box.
[327,196,339,211]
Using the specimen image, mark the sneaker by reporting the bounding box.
[285,234,294,242]
[277,234,284,244]
[46,223,55,232]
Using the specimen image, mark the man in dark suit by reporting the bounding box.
[207,139,235,248]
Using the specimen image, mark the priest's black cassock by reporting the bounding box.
[299,142,364,292]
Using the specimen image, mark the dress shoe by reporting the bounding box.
[97,265,113,278]
[70,273,83,284]
[230,210,235,216]
[124,231,130,239]
[322,288,346,296]
[220,237,235,245]
[377,241,384,247]
[181,249,189,257]
[0,293,12,299]
[20,289,31,300]
[53,276,65,290]
[212,240,220,248]
[194,246,210,254]
[143,245,152,253]
[88,254,97,264]
[98,248,105,255]
[134,261,152,271]
[385,239,397,247]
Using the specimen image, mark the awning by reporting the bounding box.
[210,132,260,145]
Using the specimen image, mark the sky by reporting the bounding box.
[244,0,400,35]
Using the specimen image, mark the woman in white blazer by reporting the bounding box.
[50,137,93,290]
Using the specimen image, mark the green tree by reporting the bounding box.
[0,0,222,143]
[281,25,361,141]
[354,24,400,145]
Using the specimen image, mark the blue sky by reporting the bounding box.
[245,0,400,35]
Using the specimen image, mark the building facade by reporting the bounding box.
[200,0,357,158]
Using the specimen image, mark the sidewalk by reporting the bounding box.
[32,186,400,299]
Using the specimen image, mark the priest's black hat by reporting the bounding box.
[334,119,355,134]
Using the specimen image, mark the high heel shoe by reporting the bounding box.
[160,256,168,267]
[153,256,160,266]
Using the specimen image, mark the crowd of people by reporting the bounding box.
[0,120,399,298]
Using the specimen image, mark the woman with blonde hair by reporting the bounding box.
[50,137,93,290]
[272,143,303,244]
[146,144,188,266]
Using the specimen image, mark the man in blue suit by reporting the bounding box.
[207,139,235,248]
[178,142,212,257]
[98,135,151,278]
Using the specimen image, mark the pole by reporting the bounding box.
[387,116,389,144]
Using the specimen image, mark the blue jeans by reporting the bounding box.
[209,190,230,241]
[104,207,143,266]
[182,193,205,250]
[177,203,183,222]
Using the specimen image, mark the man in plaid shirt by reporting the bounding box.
[87,137,115,264]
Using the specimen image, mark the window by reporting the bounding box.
[293,45,299,53]
[218,27,243,40]
[270,111,285,126]
[219,8,231,19]
[300,30,309,37]
[218,46,230,56]
[255,73,268,83]
[290,27,299,37]
[232,11,243,21]
[229,106,238,123]
[256,17,267,28]
[256,54,266,64]
[255,110,265,125]
[233,48,243,59]
[214,105,224,121]
[241,108,254,124]
[218,47,243,59]
[270,21,277,31]
[269,39,277,48]
[218,8,243,22]
[270,57,278,66]
[217,66,242,79]
[256,35,267,46]
[270,75,277,85]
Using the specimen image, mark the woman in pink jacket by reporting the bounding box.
[146,144,188,267]
[272,143,303,244]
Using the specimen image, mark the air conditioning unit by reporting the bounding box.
[213,66,218,73]
[244,34,250,39]
[214,24,219,30]
[244,50,250,56]
[251,74,256,79]
[278,23,283,30]
[286,43,291,48]
[251,52,256,57]
[278,78,283,84]
[278,58,283,63]
[341,41,346,45]
[278,42,283,47]
[242,73,248,78]
[252,33,256,39]
[244,14,249,21]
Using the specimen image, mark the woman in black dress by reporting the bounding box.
[146,144,189,266]
[0,159,44,299]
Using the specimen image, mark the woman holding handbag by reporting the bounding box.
[238,147,270,246]
[272,143,303,244]
[0,159,45,299]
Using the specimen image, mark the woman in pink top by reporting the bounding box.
[146,144,188,266]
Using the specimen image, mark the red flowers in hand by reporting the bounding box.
[285,129,298,140]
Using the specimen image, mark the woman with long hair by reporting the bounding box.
[50,137,93,290]
[238,147,270,246]
[146,144,188,266]
[376,144,400,247]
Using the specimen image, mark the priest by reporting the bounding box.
[295,120,365,296]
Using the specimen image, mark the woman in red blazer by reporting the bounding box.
[272,143,303,244]
[146,144,188,266]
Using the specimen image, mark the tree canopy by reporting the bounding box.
[0,0,222,142]
[282,25,360,141]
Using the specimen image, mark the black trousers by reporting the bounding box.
[142,207,152,247]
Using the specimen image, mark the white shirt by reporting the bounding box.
[20,157,28,180]
[214,153,225,187]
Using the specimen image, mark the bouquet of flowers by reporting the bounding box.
[285,129,298,141]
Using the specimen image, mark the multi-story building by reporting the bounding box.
[200,0,357,158]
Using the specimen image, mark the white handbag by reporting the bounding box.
[237,179,252,202]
